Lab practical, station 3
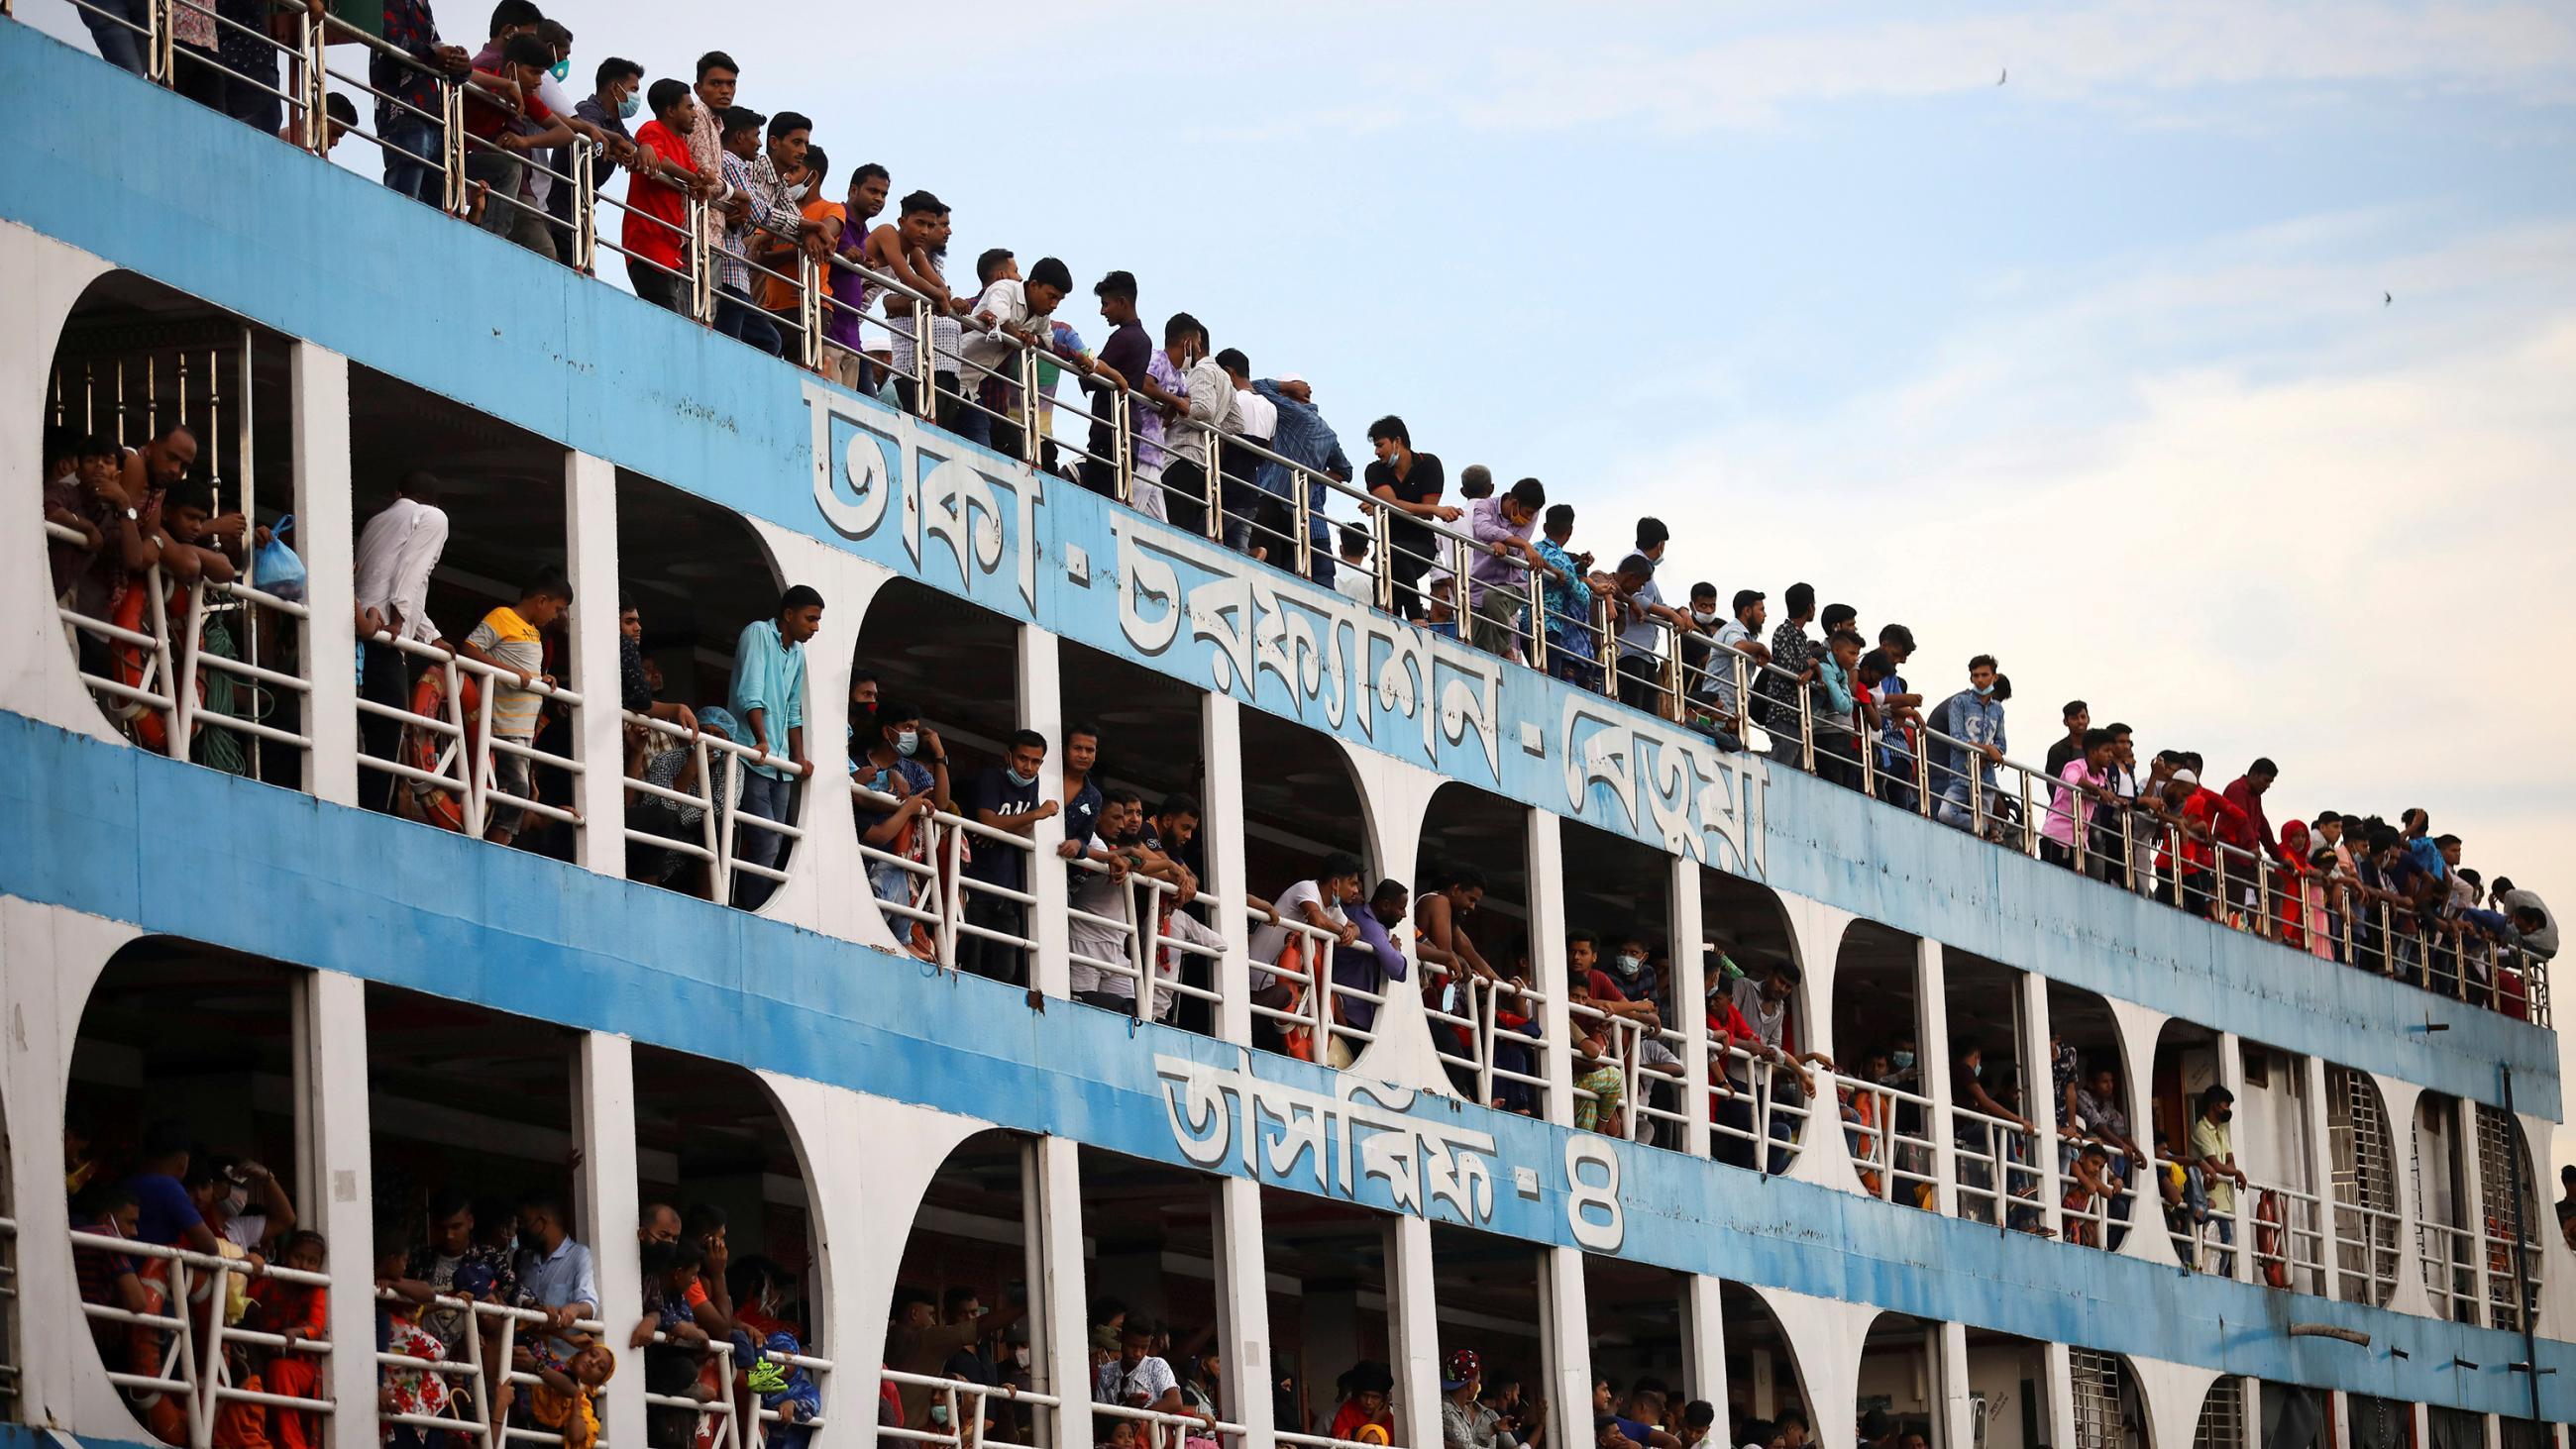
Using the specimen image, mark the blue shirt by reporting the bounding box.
[1251,379,1354,543]
[730,619,808,780]
[1928,688,2006,796]
[1534,538,1594,656]
[517,1234,599,1352]
[123,1171,203,1247]
[2406,836,2448,882]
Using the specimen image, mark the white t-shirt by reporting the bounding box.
[1334,567,1375,606]
[1234,388,1279,446]
[221,1212,269,1252]
[1066,856,1132,995]
[1703,619,1752,711]
[1247,879,1344,990]
[1096,1353,1178,1407]
[960,278,1038,384]
[522,72,579,208]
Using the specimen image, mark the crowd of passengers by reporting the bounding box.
[46,0,2564,999]
[61,1101,825,1448]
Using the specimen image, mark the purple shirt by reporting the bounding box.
[1464,496,1530,606]
[1140,351,1181,471]
[1334,906,1410,1031]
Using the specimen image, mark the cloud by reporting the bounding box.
[1598,216,2576,915]
[1450,2,2576,134]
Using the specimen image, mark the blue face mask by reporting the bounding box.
[617,90,641,120]
[1972,1063,1984,1079]
[1006,768,1036,788]
[1891,1050,1915,1071]
[1974,683,1994,697]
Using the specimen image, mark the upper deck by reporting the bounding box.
[1,15,2571,1449]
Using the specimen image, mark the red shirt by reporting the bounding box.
[461,67,552,142]
[623,120,697,272]
[2179,788,2248,872]
[2219,776,2285,864]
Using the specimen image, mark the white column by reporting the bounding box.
[1386,1216,1444,1449]
[2375,1076,2437,1320]
[1670,857,1711,1159]
[1032,1136,1096,1449]
[565,451,625,871]
[1211,1178,1275,1443]
[2016,971,2063,1237]
[1537,1247,1593,1449]
[1932,1322,1973,1449]
[1681,1274,1729,1418]
[288,342,357,805]
[1915,939,1959,1217]
[1526,811,1573,1128]
[576,1032,646,1440]
[2037,1342,2078,1449]
[1020,625,1071,998]
[301,970,379,1449]
[2215,1033,2252,1283]
[2107,1000,2177,1268]
[2240,1380,2264,1449]
[1203,694,1252,1045]
[2327,1392,2352,1449]
[2302,1055,2341,1299]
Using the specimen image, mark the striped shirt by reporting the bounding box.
[466,605,545,740]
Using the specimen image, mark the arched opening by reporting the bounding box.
[1261,1191,1400,1445]
[1945,951,2039,1232]
[2324,1067,2401,1306]
[2471,1103,2544,1332]
[1053,642,1219,1033]
[2188,1377,2247,1449]
[1427,1223,1544,1433]
[1074,1147,1236,1449]
[631,1045,822,1449]
[2411,1092,2477,1321]
[349,363,579,858]
[851,578,1030,981]
[2067,1348,2144,1449]
[2149,1021,2225,1273]
[1560,819,1681,1149]
[1700,872,1807,1175]
[1583,1257,1690,1422]
[44,273,307,784]
[2231,1042,2325,1294]
[1832,924,1935,1211]
[2044,982,2141,1251]
[614,469,794,909]
[365,982,590,1444]
[1234,710,1372,1065]
[1722,1287,1813,1449]
[66,941,323,1447]
[889,1131,1057,1449]
[1852,1311,1939,1449]
[1417,782,1546,1115]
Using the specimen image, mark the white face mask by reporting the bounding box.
[1015,1346,1033,1369]
[1690,608,1718,625]
[786,180,811,202]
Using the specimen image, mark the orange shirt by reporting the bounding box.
[759,196,846,313]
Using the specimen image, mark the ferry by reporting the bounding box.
[0,10,2566,1449]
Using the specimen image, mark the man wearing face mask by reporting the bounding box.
[854,700,950,910]
[2188,1085,2248,1275]
[575,54,644,154]
[1926,655,2008,832]
[201,1154,296,1255]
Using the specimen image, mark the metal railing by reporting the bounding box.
[644,1329,742,1449]
[747,1341,831,1446]
[68,1229,335,1449]
[1063,860,1232,1026]
[1707,1038,1813,1175]
[878,1367,1061,1449]
[1952,1105,2046,1232]
[357,628,582,838]
[2416,1216,2482,1322]
[1249,915,1387,1065]
[1833,1071,1940,1210]
[846,778,1041,975]
[2331,1198,2405,1306]
[1422,961,1551,1115]
[374,1287,610,1448]
[1095,1397,1246,1449]
[621,707,806,902]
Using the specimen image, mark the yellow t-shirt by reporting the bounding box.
[466,605,545,740]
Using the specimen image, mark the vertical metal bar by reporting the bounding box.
[1528,574,1548,671]
[1372,506,1393,612]
[1293,466,1313,578]
[1203,431,1224,542]
[575,143,599,272]
[1018,344,1042,466]
[940,820,964,971]
[173,581,205,753]
[2019,771,2038,858]
[1112,389,1133,504]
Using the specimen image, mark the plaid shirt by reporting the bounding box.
[715,152,803,297]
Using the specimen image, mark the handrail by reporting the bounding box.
[68,1228,337,1448]
[879,1368,1062,1449]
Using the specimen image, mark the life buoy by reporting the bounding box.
[1278,937,1317,1062]
[2256,1190,2288,1288]
[108,582,201,755]
[402,668,481,832]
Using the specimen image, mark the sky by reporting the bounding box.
[28,1,2576,1139]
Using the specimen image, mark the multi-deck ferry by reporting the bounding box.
[0,10,2567,1449]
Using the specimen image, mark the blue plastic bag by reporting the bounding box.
[252,514,307,600]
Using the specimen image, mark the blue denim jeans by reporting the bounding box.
[79,0,154,74]
[732,770,796,909]
[381,115,444,205]
[716,286,784,357]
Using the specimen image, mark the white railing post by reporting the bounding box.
[566,450,623,872]
[1020,625,1070,998]
[1526,811,1574,1128]
[1670,855,1712,1160]
[1536,1239,1593,1449]
[1387,1216,1445,1449]
[302,969,380,1449]
[576,1033,647,1441]
[1204,693,1253,1045]
[1031,1138,1096,1449]
[1916,939,1961,1218]
[2216,1032,2252,1284]
[2016,972,2063,1239]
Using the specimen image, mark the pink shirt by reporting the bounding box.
[2041,758,2104,847]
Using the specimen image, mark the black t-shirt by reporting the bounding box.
[1088,321,1152,456]
[964,767,1043,889]
[1364,451,1445,553]
[2045,736,2080,781]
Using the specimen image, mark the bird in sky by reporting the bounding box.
[1998,67,2007,85]
[2385,291,2394,306]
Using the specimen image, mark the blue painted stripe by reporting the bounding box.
[0,710,2567,1415]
